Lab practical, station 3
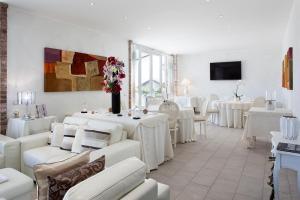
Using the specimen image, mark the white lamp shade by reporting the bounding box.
[17,91,35,105]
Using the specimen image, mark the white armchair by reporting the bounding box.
[63,157,170,200]
[0,134,20,170]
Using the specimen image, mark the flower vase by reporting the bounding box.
[112,93,121,114]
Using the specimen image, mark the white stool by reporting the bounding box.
[0,168,34,200]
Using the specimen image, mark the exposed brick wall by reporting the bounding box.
[0,2,8,135]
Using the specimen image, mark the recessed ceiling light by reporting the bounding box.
[90,2,95,6]
[219,14,224,19]
[124,16,128,20]
[147,26,152,30]
[205,0,211,2]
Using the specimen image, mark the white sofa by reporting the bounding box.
[17,131,140,179]
[63,157,170,200]
[0,134,20,170]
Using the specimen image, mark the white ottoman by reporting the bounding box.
[0,168,34,200]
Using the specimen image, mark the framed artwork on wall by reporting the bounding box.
[282,47,293,90]
[44,47,107,92]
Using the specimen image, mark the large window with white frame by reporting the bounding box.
[131,44,173,107]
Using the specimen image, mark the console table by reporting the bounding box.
[6,116,57,138]
[271,131,300,200]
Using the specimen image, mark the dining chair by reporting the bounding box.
[243,96,265,126]
[194,99,209,138]
[159,100,180,148]
[146,96,164,110]
[190,96,203,114]
[207,94,219,123]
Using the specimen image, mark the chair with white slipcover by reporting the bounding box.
[243,96,265,126]
[207,94,219,123]
[193,99,209,138]
[159,100,180,147]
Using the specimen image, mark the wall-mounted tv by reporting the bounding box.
[210,61,242,80]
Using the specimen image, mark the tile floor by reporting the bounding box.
[149,125,300,200]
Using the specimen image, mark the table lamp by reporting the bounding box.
[181,78,191,96]
[17,91,35,119]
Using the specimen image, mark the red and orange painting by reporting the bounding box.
[44,47,106,92]
[282,47,293,90]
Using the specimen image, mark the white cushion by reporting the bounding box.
[87,120,123,145]
[63,157,146,200]
[0,168,34,200]
[50,123,64,147]
[23,146,71,168]
[60,125,78,151]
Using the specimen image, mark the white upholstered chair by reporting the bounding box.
[159,100,180,147]
[243,96,265,126]
[194,99,209,138]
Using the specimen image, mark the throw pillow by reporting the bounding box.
[33,151,90,200]
[47,155,105,200]
[60,125,78,151]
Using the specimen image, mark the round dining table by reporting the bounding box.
[212,100,253,128]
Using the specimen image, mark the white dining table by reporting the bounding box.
[73,111,174,172]
[242,107,293,148]
[212,100,253,128]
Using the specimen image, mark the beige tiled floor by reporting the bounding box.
[149,125,300,200]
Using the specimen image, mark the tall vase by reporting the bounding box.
[111,92,121,114]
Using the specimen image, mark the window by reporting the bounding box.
[131,44,173,107]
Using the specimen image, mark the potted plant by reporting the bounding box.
[103,57,125,114]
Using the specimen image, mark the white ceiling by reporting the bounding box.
[4,0,294,54]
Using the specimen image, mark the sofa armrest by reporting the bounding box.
[17,132,49,172]
[121,178,158,200]
[63,157,146,200]
[90,139,141,167]
[0,135,20,170]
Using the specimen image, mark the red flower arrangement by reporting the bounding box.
[103,56,125,94]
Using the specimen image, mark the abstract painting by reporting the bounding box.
[282,47,293,90]
[44,47,106,92]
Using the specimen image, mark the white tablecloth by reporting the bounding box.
[243,107,292,148]
[73,112,174,171]
[177,108,196,143]
[6,116,57,138]
[213,100,253,128]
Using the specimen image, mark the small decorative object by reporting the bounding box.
[103,56,126,114]
[117,114,123,117]
[128,111,132,117]
[13,110,20,118]
[91,111,95,114]
[81,102,88,113]
[108,107,112,113]
[233,80,243,101]
[143,108,148,114]
[265,91,276,110]
[36,104,47,118]
[17,91,36,120]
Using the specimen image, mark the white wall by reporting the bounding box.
[7,7,128,121]
[281,0,300,118]
[177,47,283,101]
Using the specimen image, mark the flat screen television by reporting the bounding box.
[210,61,242,80]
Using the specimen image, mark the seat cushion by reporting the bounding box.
[194,114,207,121]
[23,146,71,168]
[0,168,34,200]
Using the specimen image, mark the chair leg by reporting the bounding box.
[174,129,177,148]
[199,122,202,136]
